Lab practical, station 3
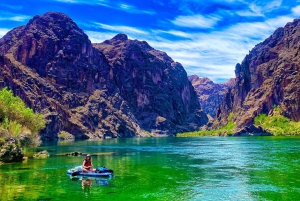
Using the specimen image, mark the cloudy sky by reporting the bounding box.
[0,0,300,82]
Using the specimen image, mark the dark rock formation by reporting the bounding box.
[213,19,300,130]
[188,75,235,117]
[232,125,272,136]
[94,34,208,134]
[0,12,207,139]
[0,138,24,163]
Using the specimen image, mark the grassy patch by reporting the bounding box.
[58,131,74,140]
[254,106,300,136]
[177,119,236,137]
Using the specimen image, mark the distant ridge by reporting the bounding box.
[188,75,235,118]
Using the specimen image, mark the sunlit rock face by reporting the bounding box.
[0,12,208,139]
[213,19,300,130]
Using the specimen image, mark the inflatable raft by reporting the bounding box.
[67,166,114,177]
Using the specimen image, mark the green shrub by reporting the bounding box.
[0,87,45,133]
[8,121,22,136]
[58,131,74,140]
[0,87,45,147]
[177,120,236,137]
[254,106,300,136]
[0,138,5,146]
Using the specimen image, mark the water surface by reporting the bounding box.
[1,137,300,200]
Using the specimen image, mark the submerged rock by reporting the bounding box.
[33,150,50,158]
[66,151,82,156]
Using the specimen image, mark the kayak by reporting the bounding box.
[67,166,114,177]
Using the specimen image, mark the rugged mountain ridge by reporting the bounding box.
[0,12,208,139]
[188,75,235,118]
[0,12,143,139]
[94,35,208,134]
[213,19,300,130]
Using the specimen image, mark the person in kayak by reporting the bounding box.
[82,154,94,172]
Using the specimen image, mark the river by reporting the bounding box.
[1,137,300,200]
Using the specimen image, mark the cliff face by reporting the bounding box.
[188,75,235,118]
[0,12,208,139]
[214,19,300,130]
[0,12,146,139]
[94,35,208,134]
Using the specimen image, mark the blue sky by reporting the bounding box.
[0,0,300,82]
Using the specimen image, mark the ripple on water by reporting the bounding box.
[1,137,300,201]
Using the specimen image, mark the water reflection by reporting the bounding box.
[69,175,112,189]
[82,178,92,194]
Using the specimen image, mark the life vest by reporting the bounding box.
[84,159,91,167]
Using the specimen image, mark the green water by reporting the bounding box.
[1,137,300,201]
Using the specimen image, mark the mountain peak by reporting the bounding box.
[29,12,73,24]
[188,75,213,85]
[112,34,128,41]
[25,12,80,33]
[199,77,213,84]
[188,74,200,82]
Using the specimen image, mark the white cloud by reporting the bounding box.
[85,31,116,43]
[154,30,192,38]
[237,0,283,17]
[292,5,300,16]
[236,3,264,17]
[85,13,293,83]
[55,0,107,4]
[93,23,148,35]
[0,28,10,38]
[52,0,155,15]
[172,14,221,28]
[0,4,23,10]
[0,11,31,22]
[118,3,156,15]
[0,15,30,22]
[264,0,282,10]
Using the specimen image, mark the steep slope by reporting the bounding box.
[188,75,235,117]
[213,19,300,130]
[0,12,144,139]
[0,12,208,139]
[94,34,208,134]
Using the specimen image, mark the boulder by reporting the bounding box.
[232,125,272,136]
[33,150,50,158]
[0,143,24,162]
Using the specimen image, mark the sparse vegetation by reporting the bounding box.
[178,107,300,137]
[0,87,46,162]
[177,112,236,137]
[58,131,74,140]
[254,106,300,136]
